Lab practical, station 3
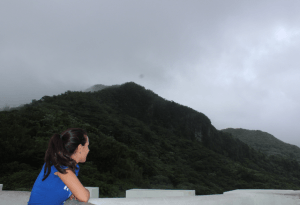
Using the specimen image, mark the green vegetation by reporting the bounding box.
[1,82,300,197]
[222,128,300,162]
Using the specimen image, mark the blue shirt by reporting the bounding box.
[27,162,80,205]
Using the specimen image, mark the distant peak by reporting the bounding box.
[84,84,120,92]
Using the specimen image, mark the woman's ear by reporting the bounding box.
[79,144,84,150]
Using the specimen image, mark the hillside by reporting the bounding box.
[222,128,300,162]
[1,82,300,197]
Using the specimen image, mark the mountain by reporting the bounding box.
[84,84,120,92]
[1,82,300,197]
[222,128,300,162]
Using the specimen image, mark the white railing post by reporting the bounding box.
[85,187,99,198]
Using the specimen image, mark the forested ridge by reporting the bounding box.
[222,128,300,162]
[1,82,300,197]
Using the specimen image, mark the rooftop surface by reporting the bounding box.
[1,189,300,205]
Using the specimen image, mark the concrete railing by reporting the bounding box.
[2,185,300,205]
[85,187,99,198]
[0,184,98,198]
[87,189,300,205]
[126,189,195,198]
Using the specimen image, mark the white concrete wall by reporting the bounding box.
[87,190,300,205]
[85,187,99,198]
[126,189,195,198]
[2,186,300,205]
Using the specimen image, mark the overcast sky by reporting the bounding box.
[1,0,300,147]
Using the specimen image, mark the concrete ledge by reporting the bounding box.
[2,188,300,205]
[0,190,32,205]
[89,189,300,205]
[126,189,195,198]
[85,187,99,198]
[0,191,95,205]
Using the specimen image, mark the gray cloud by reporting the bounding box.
[1,0,300,146]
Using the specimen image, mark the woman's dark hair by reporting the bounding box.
[42,128,88,181]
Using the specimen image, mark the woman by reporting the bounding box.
[28,128,90,204]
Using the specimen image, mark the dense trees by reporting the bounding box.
[223,128,300,162]
[1,82,300,197]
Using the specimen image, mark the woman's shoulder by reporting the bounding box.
[54,164,80,176]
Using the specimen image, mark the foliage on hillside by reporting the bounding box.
[222,128,300,162]
[1,82,300,197]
